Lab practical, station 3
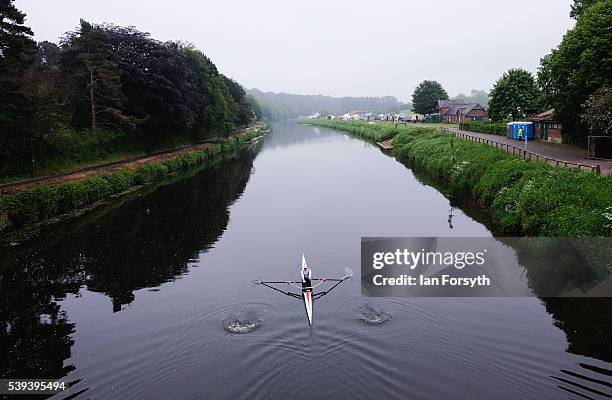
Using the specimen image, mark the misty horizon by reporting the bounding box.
[15,0,575,102]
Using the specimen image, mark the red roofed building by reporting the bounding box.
[529,109,562,143]
[437,100,489,124]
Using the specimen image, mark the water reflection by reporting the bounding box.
[0,148,259,380]
[0,123,610,400]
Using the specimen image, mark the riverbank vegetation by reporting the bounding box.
[0,1,258,178]
[301,120,612,237]
[0,129,264,235]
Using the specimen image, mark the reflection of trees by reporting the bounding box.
[0,257,79,379]
[506,239,612,363]
[505,238,612,296]
[75,151,256,311]
[545,298,612,399]
[0,149,257,378]
[544,298,612,362]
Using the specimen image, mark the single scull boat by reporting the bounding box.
[254,254,352,326]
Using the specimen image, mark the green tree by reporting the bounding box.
[32,41,60,72]
[488,68,542,121]
[179,43,234,138]
[23,42,69,146]
[0,0,37,174]
[221,75,253,128]
[247,95,263,121]
[60,20,125,130]
[581,86,612,136]
[538,0,612,143]
[570,0,602,18]
[411,80,448,115]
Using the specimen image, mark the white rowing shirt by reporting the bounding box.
[302,268,311,280]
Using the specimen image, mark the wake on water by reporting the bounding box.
[223,310,262,334]
[359,304,391,325]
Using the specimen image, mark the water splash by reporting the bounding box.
[359,304,391,325]
[344,267,354,279]
[223,310,262,334]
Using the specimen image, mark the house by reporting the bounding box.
[437,100,489,123]
[528,109,562,144]
[437,100,461,117]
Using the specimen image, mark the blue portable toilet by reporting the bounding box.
[507,122,534,140]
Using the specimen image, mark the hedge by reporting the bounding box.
[459,121,508,136]
[0,129,263,233]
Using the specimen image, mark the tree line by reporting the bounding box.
[410,0,611,144]
[0,1,257,176]
[248,89,409,120]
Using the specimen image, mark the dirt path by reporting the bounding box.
[1,127,261,194]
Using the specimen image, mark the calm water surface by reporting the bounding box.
[1,122,611,399]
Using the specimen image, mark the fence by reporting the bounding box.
[444,128,601,175]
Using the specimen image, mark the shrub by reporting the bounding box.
[55,182,90,213]
[134,163,169,184]
[103,171,135,193]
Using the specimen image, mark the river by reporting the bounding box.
[0,121,610,400]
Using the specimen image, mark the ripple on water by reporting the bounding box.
[223,310,262,333]
[359,303,391,325]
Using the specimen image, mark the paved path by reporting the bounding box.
[414,124,612,175]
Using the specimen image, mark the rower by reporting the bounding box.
[302,264,312,288]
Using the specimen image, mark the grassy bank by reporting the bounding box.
[0,129,264,234]
[303,119,612,236]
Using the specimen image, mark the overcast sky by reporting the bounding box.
[15,0,574,102]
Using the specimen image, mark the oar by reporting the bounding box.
[253,280,301,298]
[312,274,352,300]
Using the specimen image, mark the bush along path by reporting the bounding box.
[302,120,612,237]
[0,128,265,235]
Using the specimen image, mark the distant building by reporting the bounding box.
[398,109,423,122]
[437,100,489,123]
[529,109,562,143]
